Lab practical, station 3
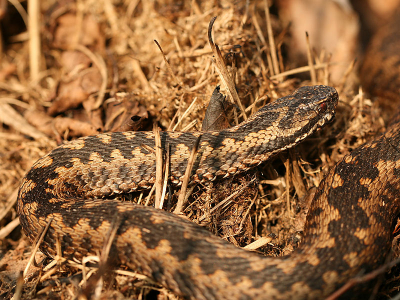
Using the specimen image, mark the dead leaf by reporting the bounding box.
[52,13,104,51]
[25,110,98,139]
[49,67,102,115]
[105,93,149,132]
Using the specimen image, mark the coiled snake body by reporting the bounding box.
[17,16,400,299]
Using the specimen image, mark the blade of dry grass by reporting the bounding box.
[252,10,271,73]
[159,146,170,209]
[323,53,332,85]
[144,184,156,206]
[173,135,201,214]
[306,32,317,84]
[270,63,331,79]
[283,155,293,218]
[337,58,356,94]
[0,188,18,222]
[264,0,279,76]
[13,273,24,300]
[103,0,119,34]
[79,214,121,299]
[23,218,53,278]
[326,257,400,300]
[0,218,20,239]
[181,119,198,132]
[0,103,47,139]
[243,237,272,250]
[155,40,184,88]
[154,124,163,209]
[172,97,198,131]
[131,59,151,91]
[28,0,41,82]
[39,260,59,282]
[75,44,107,110]
[8,0,28,27]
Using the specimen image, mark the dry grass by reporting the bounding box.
[0,0,391,299]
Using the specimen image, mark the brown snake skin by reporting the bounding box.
[17,86,338,297]
[17,11,400,299]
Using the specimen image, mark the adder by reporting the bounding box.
[17,12,400,300]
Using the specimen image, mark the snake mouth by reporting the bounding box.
[314,111,335,134]
[312,85,338,128]
[319,111,335,126]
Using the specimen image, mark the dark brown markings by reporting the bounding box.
[17,86,342,299]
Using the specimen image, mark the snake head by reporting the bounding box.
[294,85,338,128]
[250,85,338,151]
[276,85,338,147]
[270,85,338,130]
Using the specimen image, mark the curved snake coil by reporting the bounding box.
[17,11,400,298]
[17,85,338,298]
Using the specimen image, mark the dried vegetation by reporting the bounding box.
[0,0,394,299]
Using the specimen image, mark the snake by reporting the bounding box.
[16,11,400,300]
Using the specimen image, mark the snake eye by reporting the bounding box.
[319,102,327,113]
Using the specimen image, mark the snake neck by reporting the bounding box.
[192,87,338,182]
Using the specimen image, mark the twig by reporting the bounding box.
[326,257,400,300]
[155,40,184,87]
[270,63,332,79]
[173,135,201,214]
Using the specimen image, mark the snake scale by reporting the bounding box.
[17,10,400,300]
